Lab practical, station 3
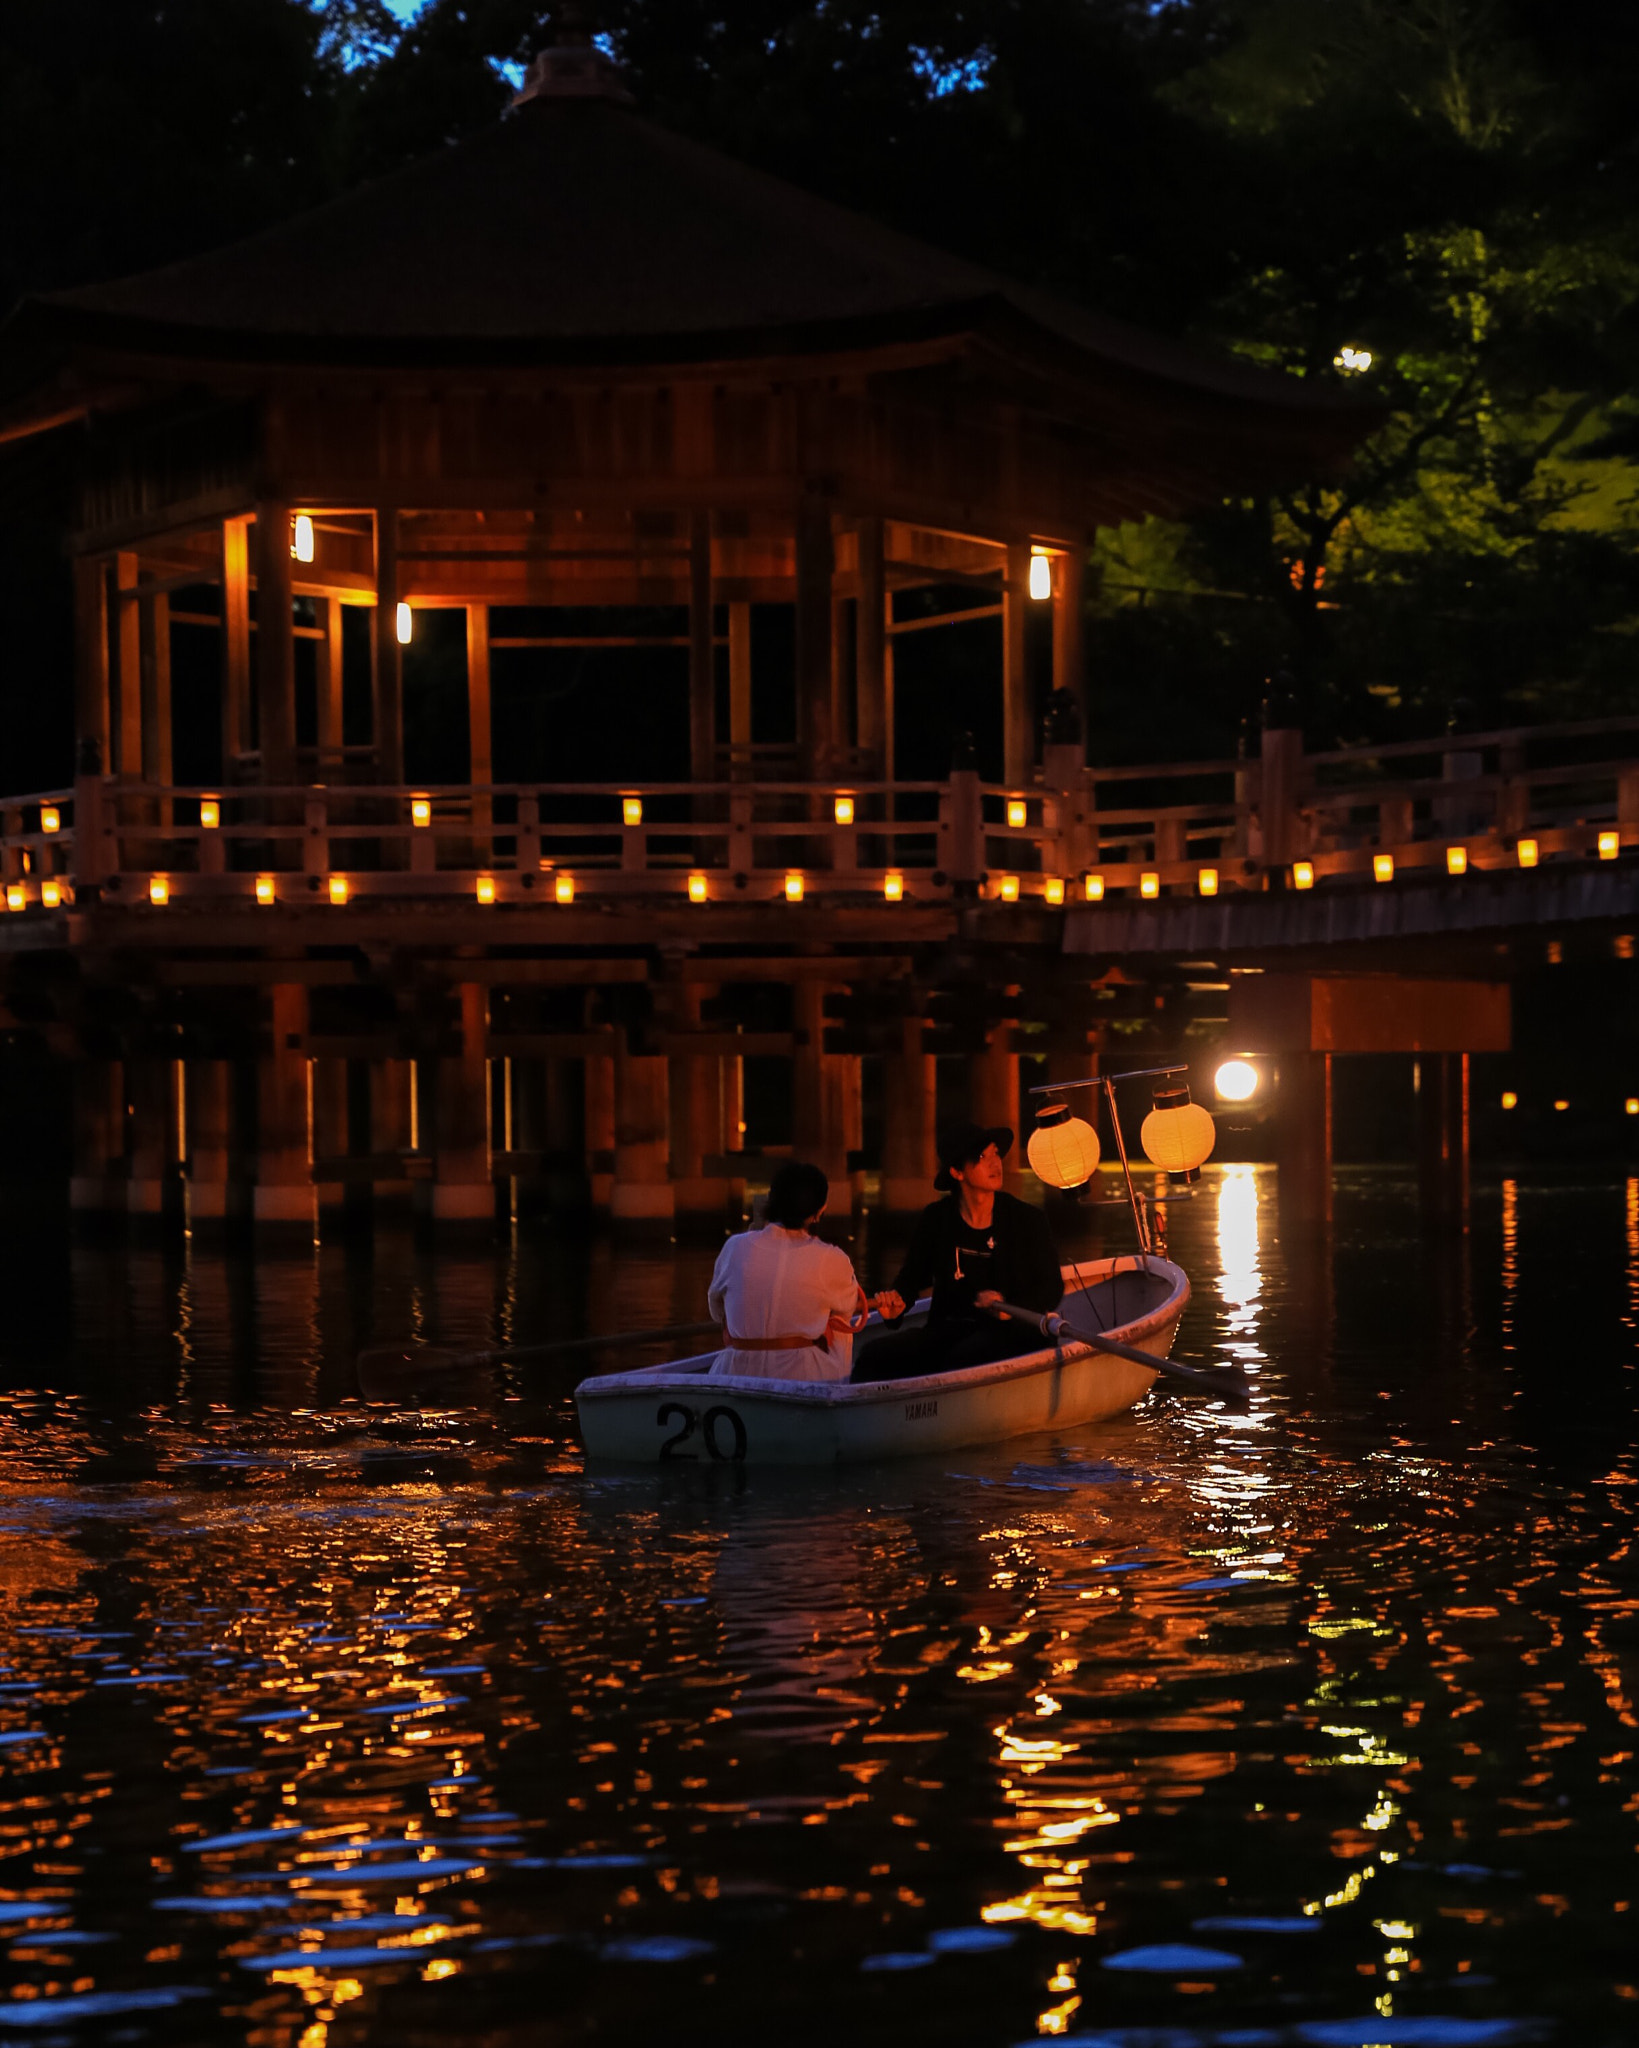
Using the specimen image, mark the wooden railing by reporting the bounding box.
[3,713,1638,914]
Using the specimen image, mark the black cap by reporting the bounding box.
[934,1121,1014,1192]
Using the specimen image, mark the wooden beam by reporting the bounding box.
[114,552,142,779]
[374,509,403,782]
[688,510,714,782]
[73,556,110,772]
[222,516,251,767]
[1003,541,1032,788]
[255,500,296,784]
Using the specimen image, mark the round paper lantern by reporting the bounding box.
[1027,1103,1101,1191]
[1140,1084,1215,1183]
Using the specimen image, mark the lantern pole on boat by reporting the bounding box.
[1025,1063,1198,1259]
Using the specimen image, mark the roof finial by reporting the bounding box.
[512,4,632,108]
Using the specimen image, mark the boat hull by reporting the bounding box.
[575,1255,1189,1467]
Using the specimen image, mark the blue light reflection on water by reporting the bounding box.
[0,1167,1633,2044]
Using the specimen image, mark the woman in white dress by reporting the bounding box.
[707,1161,867,1382]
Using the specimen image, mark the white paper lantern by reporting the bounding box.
[1026,1103,1101,1191]
[1140,1084,1215,1183]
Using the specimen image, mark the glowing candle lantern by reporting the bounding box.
[1292,860,1315,890]
[255,873,276,905]
[1599,830,1620,860]
[785,871,805,903]
[1140,871,1160,899]
[40,805,59,835]
[4,882,23,912]
[1198,867,1219,897]
[1373,852,1394,883]
[1501,1091,1518,1110]
[395,601,413,645]
[622,796,643,828]
[149,875,169,906]
[1214,1060,1259,1102]
[1447,845,1468,876]
[554,872,575,904]
[883,871,904,902]
[1554,1098,1569,1112]
[475,873,496,905]
[1007,799,1028,831]
[998,874,1020,903]
[688,871,709,903]
[1028,549,1052,601]
[1026,1103,1101,1191]
[1517,837,1539,868]
[41,878,61,909]
[291,514,315,564]
[1627,1098,1639,1116]
[200,795,220,830]
[1140,1081,1216,1183]
[411,795,431,828]
[327,874,349,905]
[1043,875,1065,907]
[833,795,854,826]
[1085,873,1105,902]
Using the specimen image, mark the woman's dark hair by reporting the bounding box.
[766,1159,829,1229]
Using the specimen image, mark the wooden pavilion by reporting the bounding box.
[0,28,1365,1235]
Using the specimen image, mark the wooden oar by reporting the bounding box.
[356,1319,723,1399]
[985,1302,1251,1402]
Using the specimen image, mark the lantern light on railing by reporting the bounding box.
[785,871,805,903]
[40,805,59,835]
[255,873,276,906]
[688,871,709,904]
[1501,1090,1518,1110]
[998,874,1020,903]
[1085,873,1105,902]
[1198,867,1219,897]
[475,873,496,906]
[41,879,61,910]
[1373,852,1394,883]
[1214,1059,1259,1102]
[149,875,169,906]
[1599,830,1620,861]
[554,872,575,905]
[395,601,413,646]
[1006,799,1028,830]
[1447,845,1468,876]
[200,795,220,830]
[1517,837,1539,869]
[291,514,315,564]
[1028,548,1053,601]
[1044,876,1065,907]
[883,871,904,902]
[5,882,24,913]
[833,795,854,826]
[1627,1098,1639,1116]
[1292,860,1315,890]
[1140,871,1160,900]
[1026,1102,1102,1191]
[411,795,432,828]
[327,874,349,906]
[622,796,643,828]
[1140,1081,1216,1183]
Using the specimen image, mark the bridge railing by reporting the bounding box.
[3,712,1638,914]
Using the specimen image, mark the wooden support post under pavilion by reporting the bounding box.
[1003,542,1033,790]
[255,500,297,787]
[1275,1050,1334,1226]
[114,551,141,780]
[795,502,835,776]
[688,511,714,783]
[222,516,251,771]
[70,1060,126,1223]
[881,1016,937,1216]
[973,1019,1023,1185]
[255,983,315,1237]
[141,587,172,820]
[668,983,729,1223]
[432,983,494,1228]
[1418,1052,1470,1226]
[728,601,752,780]
[585,1048,616,1216]
[126,1058,181,1231]
[855,516,887,776]
[184,1059,236,1234]
[612,1035,672,1226]
[374,509,404,784]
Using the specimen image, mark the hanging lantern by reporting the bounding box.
[291,514,315,564]
[1027,1102,1101,1191]
[1140,1082,1216,1183]
[1028,549,1053,601]
[395,601,413,646]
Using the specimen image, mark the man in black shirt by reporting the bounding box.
[853,1121,1063,1382]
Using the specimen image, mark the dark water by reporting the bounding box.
[0,1168,1635,2047]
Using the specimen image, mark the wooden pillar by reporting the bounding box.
[433,982,494,1228]
[585,1048,616,1216]
[791,981,855,1196]
[795,502,835,776]
[466,603,492,846]
[973,1020,1022,1183]
[315,597,345,769]
[70,1060,125,1224]
[1260,725,1304,873]
[612,1035,673,1226]
[882,1015,937,1215]
[73,555,110,771]
[222,516,251,771]
[669,984,728,1223]
[1003,542,1033,790]
[141,589,173,814]
[373,508,404,784]
[310,1055,349,1230]
[728,601,753,781]
[855,516,887,777]
[255,501,296,787]
[184,1059,236,1233]
[688,511,715,783]
[127,1058,182,1231]
[1276,1050,1333,1225]
[114,551,142,780]
[1053,546,1087,730]
[255,983,314,1237]
[371,1059,416,1218]
[1418,1052,1470,1226]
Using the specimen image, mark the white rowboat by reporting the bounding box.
[574,1253,1190,1467]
